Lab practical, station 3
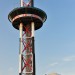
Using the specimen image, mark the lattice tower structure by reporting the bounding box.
[8,0,47,75]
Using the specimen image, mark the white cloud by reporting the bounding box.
[50,62,58,67]
[63,55,75,62]
[49,55,75,67]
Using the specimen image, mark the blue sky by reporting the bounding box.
[0,0,75,75]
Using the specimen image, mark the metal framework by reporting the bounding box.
[8,0,47,75]
[19,1,35,75]
[19,23,34,75]
[21,0,34,7]
[23,0,31,6]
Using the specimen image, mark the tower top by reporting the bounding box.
[8,0,47,30]
[20,0,34,7]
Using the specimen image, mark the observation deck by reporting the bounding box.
[8,7,47,30]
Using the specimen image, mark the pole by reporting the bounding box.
[19,1,23,75]
[32,22,35,37]
[31,22,35,75]
[20,0,23,7]
[19,23,23,75]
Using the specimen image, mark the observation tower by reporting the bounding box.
[8,0,47,75]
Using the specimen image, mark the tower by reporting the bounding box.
[8,0,47,75]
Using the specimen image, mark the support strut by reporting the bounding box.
[19,22,35,75]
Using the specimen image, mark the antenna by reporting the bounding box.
[8,0,47,75]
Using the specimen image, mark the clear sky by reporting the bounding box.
[0,0,75,75]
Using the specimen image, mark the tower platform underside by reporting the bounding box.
[8,7,47,30]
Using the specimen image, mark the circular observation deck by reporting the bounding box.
[8,7,47,30]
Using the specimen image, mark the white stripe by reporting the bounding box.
[12,14,43,22]
[19,54,21,73]
[19,23,23,39]
[19,23,23,73]
[21,0,23,7]
[31,22,35,37]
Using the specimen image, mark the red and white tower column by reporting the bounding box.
[8,0,47,75]
[19,0,35,75]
